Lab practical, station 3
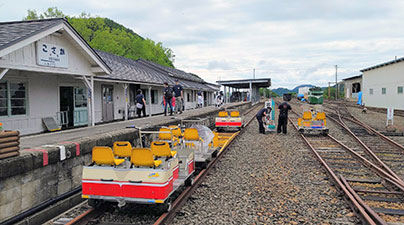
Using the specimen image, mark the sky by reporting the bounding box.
[1,0,404,89]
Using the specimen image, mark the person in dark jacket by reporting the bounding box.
[277,101,292,134]
[135,89,147,118]
[163,82,173,116]
[256,106,272,134]
[172,79,183,114]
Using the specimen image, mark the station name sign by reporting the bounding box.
[37,42,68,68]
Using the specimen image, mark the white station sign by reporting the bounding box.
[37,42,68,68]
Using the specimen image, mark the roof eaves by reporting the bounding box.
[360,57,404,72]
[0,18,65,52]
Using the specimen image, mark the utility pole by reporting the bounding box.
[253,68,255,79]
[335,65,338,100]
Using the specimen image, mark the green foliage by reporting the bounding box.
[24,7,64,20]
[259,88,279,98]
[323,87,344,99]
[23,7,175,68]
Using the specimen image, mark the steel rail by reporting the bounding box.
[286,111,378,225]
[326,113,404,187]
[65,207,106,225]
[154,103,262,225]
[340,176,387,225]
[339,106,404,151]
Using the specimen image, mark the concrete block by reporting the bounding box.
[57,179,72,195]
[0,174,22,191]
[0,185,21,205]
[0,198,21,221]
[21,179,40,196]
[21,194,37,211]
[40,174,58,190]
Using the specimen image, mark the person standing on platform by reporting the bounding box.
[256,106,272,134]
[173,79,184,114]
[163,82,173,116]
[277,101,292,134]
[197,91,203,108]
[135,89,146,118]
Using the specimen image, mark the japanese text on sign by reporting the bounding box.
[37,42,68,68]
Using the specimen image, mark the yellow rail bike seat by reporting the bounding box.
[113,141,132,157]
[316,112,326,120]
[230,111,240,117]
[184,128,201,141]
[302,111,312,120]
[151,141,177,157]
[92,146,125,166]
[218,111,228,117]
[131,148,162,168]
[168,125,183,137]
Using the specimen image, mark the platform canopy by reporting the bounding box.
[216,78,271,103]
[217,78,271,88]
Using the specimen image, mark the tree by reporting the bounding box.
[259,88,279,98]
[23,7,65,20]
[23,7,175,68]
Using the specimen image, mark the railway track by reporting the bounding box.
[62,103,263,225]
[287,100,404,224]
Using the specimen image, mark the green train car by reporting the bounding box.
[308,87,324,104]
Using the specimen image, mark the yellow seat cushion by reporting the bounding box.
[151,141,176,157]
[184,128,200,141]
[113,141,132,157]
[316,112,326,120]
[158,128,172,140]
[302,111,312,120]
[230,111,240,117]
[218,111,228,117]
[131,148,161,168]
[92,146,124,166]
[168,125,182,137]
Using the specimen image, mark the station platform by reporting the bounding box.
[20,102,246,149]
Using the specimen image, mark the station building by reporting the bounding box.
[343,74,362,101]
[361,58,404,110]
[0,18,218,135]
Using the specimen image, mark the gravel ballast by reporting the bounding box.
[172,106,356,224]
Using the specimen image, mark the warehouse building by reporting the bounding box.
[361,58,404,110]
[0,18,218,135]
[343,74,362,101]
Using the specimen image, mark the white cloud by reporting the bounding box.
[2,0,404,88]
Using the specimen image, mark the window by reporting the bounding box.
[0,83,8,116]
[142,89,148,104]
[382,88,386,95]
[187,92,191,102]
[369,88,373,95]
[74,88,87,108]
[398,86,403,94]
[0,81,27,116]
[151,90,158,104]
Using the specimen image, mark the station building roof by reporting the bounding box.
[96,50,218,91]
[361,57,404,72]
[217,78,271,88]
[342,74,362,81]
[0,18,111,74]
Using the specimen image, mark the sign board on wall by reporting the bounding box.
[37,42,68,68]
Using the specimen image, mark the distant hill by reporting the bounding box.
[291,84,315,93]
[24,7,175,68]
[272,84,315,96]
